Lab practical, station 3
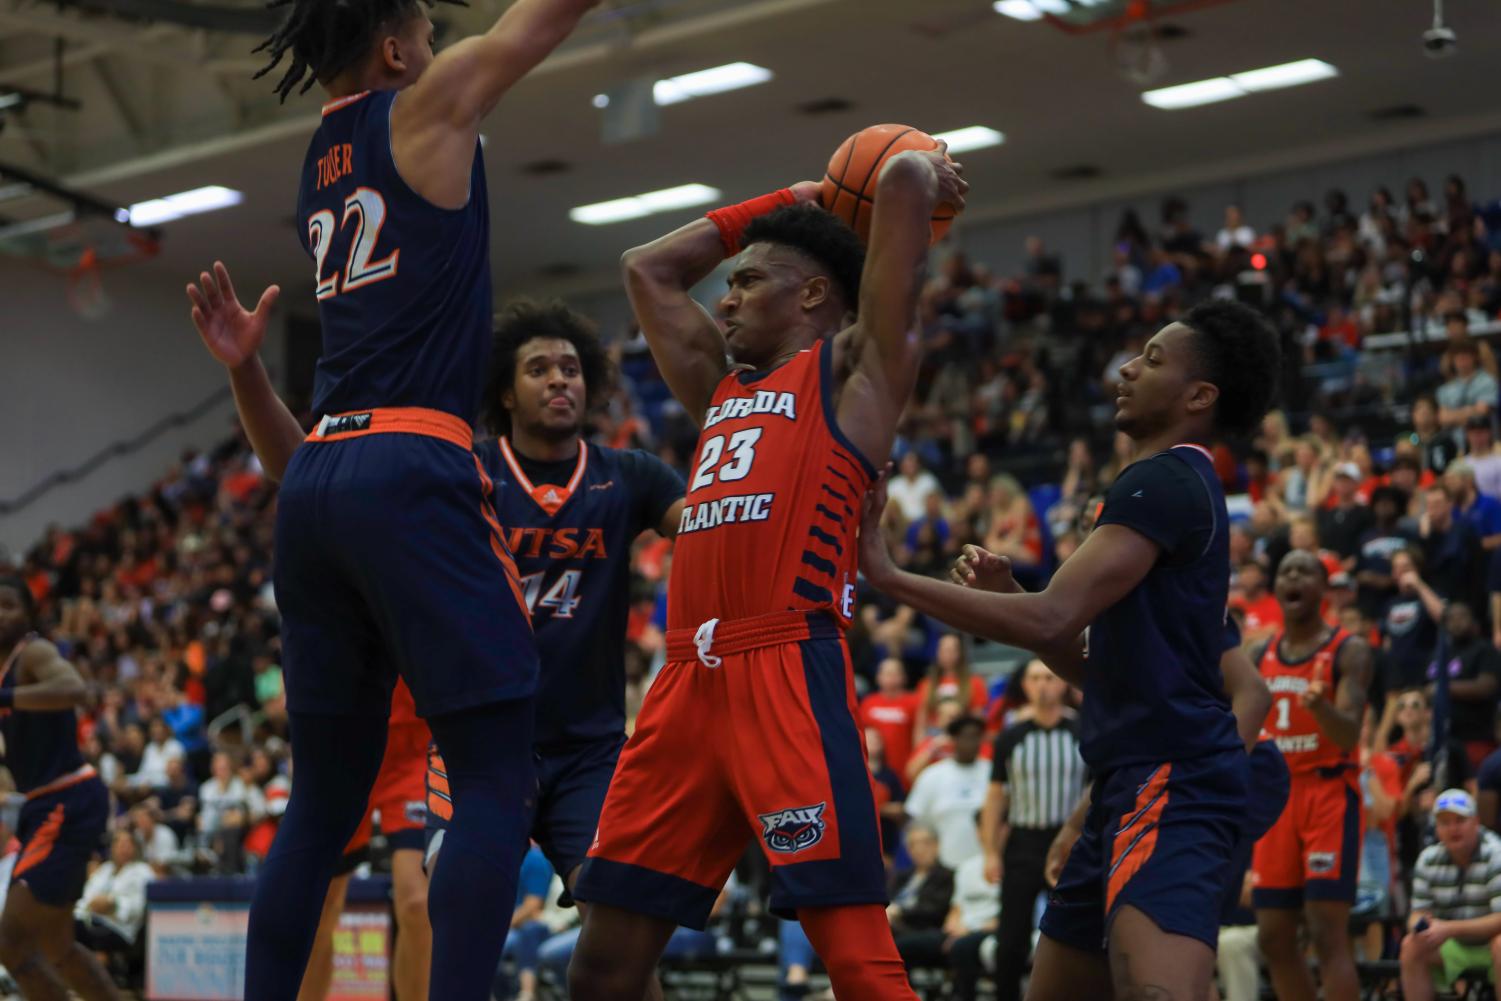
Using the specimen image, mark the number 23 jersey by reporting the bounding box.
[668,336,876,632]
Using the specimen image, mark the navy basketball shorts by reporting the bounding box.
[533,735,627,889]
[1041,748,1249,953]
[12,771,109,907]
[274,408,538,719]
[1221,740,1291,922]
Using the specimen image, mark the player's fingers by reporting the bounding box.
[189,306,208,337]
[935,139,949,158]
[186,283,207,313]
[214,261,238,307]
[254,285,282,319]
[200,272,222,310]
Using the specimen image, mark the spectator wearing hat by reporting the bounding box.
[905,716,991,871]
[1399,789,1501,1001]
[1318,462,1374,567]
[1446,461,1501,551]
[1438,339,1498,431]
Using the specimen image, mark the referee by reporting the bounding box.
[980,659,1087,1001]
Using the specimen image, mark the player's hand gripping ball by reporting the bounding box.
[820,124,964,244]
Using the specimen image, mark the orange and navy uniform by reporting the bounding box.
[340,679,431,869]
[574,337,890,929]
[1252,627,1363,906]
[1,635,109,906]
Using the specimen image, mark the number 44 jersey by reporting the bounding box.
[296,89,492,421]
[668,337,876,633]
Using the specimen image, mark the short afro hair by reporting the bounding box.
[742,204,866,310]
[482,299,612,438]
[1180,300,1281,438]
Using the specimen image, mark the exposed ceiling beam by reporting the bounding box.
[90,56,145,147]
[0,11,184,75]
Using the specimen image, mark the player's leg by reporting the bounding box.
[1251,787,1315,1001]
[298,871,353,1001]
[1107,905,1216,999]
[1028,789,1112,1001]
[571,661,746,1000]
[1253,907,1313,1001]
[54,938,123,1001]
[1301,776,1362,1001]
[733,638,913,1000]
[0,882,74,1001]
[1398,929,1440,1001]
[1023,935,1113,1001]
[389,848,431,1001]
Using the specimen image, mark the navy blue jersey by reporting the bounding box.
[1,636,85,794]
[1081,444,1241,769]
[476,438,684,747]
[296,89,491,420]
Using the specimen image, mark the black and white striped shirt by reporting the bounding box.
[991,716,1087,830]
[1412,829,1501,921]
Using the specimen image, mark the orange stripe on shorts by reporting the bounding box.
[471,454,531,623]
[1106,764,1172,914]
[14,803,66,878]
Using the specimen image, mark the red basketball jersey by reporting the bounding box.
[1258,627,1352,773]
[667,339,874,631]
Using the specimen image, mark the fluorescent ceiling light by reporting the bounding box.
[933,126,1005,154]
[127,185,242,226]
[570,184,721,226]
[992,1,1042,19]
[1031,0,1070,12]
[1141,77,1245,109]
[653,63,772,106]
[1143,58,1337,110]
[1230,58,1338,92]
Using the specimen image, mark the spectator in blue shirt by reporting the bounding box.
[901,493,956,576]
[498,844,553,1001]
[1447,461,1501,552]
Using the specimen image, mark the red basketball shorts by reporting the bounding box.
[572,611,887,929]
[342,719,432,863]
[1251,767,1362,907]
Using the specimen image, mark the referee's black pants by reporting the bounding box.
[996,825,1059,1001]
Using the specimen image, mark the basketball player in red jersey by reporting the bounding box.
[567,150,967,1000]
[300,678,431,1001]
[0,577,118,1001]
[1252,549,1371,1001]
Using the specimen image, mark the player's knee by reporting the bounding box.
[0,927,43,977]
[1256,917,1299,958]
[1306,909,1352,958]
[566,949,642,1001]
[393,884,429,934]
[1399,932,1427,965]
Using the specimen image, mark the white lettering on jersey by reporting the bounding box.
[1265,675,1311,694]
[676,493,776,535]
[1274,733,1321,754]
[702,391,798,430]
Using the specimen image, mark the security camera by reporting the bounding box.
[1423,25,1457,57]
[1423,0,1457,58]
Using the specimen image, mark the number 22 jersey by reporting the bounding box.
[667,337,875,632]
[296,89,491,421]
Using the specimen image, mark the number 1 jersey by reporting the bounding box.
[668,336,875,632]
[295,89,491,421]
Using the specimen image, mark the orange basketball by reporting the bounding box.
[820,124,957,244]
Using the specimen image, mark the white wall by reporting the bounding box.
[0,262,285,558]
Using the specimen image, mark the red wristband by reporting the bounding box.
[706,188,797,257]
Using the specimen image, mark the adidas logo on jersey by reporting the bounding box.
[758,803,827,854]
[702,390,797,430]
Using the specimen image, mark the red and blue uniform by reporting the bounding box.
[341,679,430,868]
[1252,627,1362,907]
[1041,444,1250,953]
[1,636,108,907]
[277,89,536,720]
[575,338,887,928]
[424,439,684,880]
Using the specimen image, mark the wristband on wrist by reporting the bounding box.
[706,188,797,257]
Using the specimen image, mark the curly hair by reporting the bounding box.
[1180,300,1281,438]
[254,0,460,102]
[742,204,866,310]
[482,299,611,438]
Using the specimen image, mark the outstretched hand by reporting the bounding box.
[186,261,280,371]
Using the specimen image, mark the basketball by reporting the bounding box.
[820,124,958,244]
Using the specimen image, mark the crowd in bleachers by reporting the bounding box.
[7,168,1501,998]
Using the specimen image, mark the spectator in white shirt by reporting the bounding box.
[129,717,185,790]
[1464,417,1501,500]
[887,452,943,524]
[1215,204,1256,252]
[905,716,991,870]
[947,820,1005,1001]
[75,829,154,952]
[198,750,264,873]
[130,805,182,875]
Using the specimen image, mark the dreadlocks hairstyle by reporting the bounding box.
[1180,300,1282,438]
[254,0,461,102]
[742,204,866,310]
[483,299,612,438]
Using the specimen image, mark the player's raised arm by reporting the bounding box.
[9,640,87,711]
[833,147,966,465]
[186,262,303,482]
[1300,635,1372,751]
[621,183,822,426]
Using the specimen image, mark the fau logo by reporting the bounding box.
[757,803,827,854]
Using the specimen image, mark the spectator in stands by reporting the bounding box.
[982,475,1044,582]
[74,828,154,958]
[1216,204,1256,252]
[197,750,262,874]
[887,451,943,523]
[499,843,552,1001]
[980,660,1086,1001]
[151,754,198,842]
[1446,460,1501,551]
[1412,397,1460,476]
[1354,486,1414,628]
[1438,339,1497,430]
[1462,416,1501,499]
[1318,463,1373,566]
[907,697,964,784]
[129,716,183,790]
[1419,485,1486,612]
[1430,603,1501,770]
[905,716,990,870]
[1399,790,1501,1001]
[866,729,909,861]
[1356,743,1404,960]
[914,634,988,736]
[130,804,181,875]
[900,493,957,576]
[861,659,921,787]
[887,823,955,962]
